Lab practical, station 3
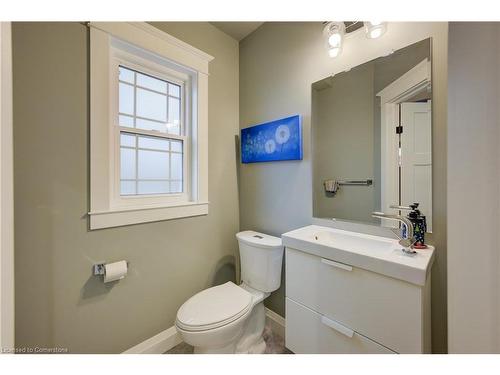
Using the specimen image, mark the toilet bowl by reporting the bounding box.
[175,231,283,354]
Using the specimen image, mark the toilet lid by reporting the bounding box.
[176,282,252,331]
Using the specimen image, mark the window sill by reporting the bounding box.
[88,201,209,230]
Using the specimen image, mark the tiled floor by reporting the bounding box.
[166,322,292,354]
[262,323,292,354]
[165,341,194,354]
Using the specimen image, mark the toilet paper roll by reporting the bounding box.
[103,260,128,283]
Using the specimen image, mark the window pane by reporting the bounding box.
[121,181,136,195]
[120,148,136,179]
[137,72,167,93]
[119,83,134,115]
[138,150,169,179]
[137,181,170,195]
[169,83,180,97]
[138,135,169,151]
[119,114,134,128]
[136,118,166,133]
[119,66,135,84]
[170,181,182,193]
[171,153,183,180]
[168,97,180,127]
[170,140,182,153]
[120,133,136,147]
[136,88,167,122]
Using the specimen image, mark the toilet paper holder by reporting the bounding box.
[93,261,129,276]
[93,263,106,276]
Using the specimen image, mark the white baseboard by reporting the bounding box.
[123,309,285,354]
[265,307,285,339]
[123,326,182,354]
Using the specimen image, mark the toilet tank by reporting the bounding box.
[236,231,284,292]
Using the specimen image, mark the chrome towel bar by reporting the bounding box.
[324,179,373,195]
[337,179,373,186]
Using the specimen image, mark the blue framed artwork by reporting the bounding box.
[241,115,302,163]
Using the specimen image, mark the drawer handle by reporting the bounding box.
[321,316,354,338]
[321,258,353,271]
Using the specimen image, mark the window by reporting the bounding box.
[117,66,184,196]
[89,23,213,229]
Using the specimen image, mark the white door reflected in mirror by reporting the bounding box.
[400,102,432,232]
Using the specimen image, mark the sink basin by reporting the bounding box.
[282,225,434,285]
[311,229,395,254]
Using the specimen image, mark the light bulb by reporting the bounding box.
[328,33,341,47]
[365,21,387,39]
[323,22,345,58]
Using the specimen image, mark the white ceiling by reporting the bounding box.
[210,22,264,41]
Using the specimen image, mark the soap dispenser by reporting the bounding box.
[391,203,428,249]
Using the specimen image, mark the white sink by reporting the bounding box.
[282,225,435,285]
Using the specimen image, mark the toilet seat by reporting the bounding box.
[176,282,252,332]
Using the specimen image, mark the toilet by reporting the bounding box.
[175,231,284,354]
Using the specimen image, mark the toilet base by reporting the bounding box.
[240,337,266,354]
[235,300,267,354]
[187,300,268,354]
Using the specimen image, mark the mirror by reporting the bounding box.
[312,38,432,231]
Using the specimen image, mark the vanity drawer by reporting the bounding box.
[286,247,424,353]
[286,297,394,354]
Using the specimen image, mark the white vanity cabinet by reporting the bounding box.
[282,225,434,354]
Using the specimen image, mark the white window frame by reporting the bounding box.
[89,22,213,229]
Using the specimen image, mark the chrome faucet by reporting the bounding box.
[371,211,416,252]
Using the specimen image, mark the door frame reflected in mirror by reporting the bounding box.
[377,59,432,231]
